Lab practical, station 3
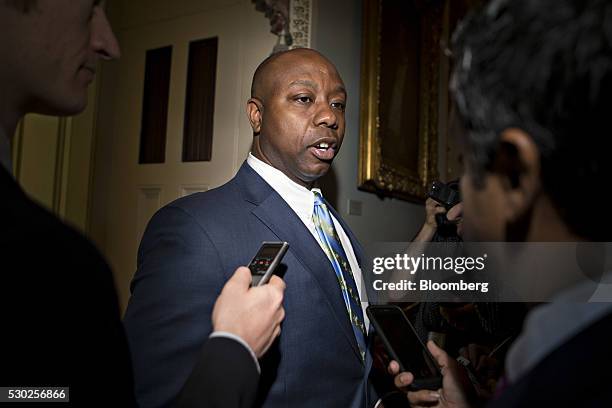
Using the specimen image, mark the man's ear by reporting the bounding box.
[246,98,263,134]
[493,128,541,223]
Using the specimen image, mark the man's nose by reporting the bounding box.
[91,6,121,61]
[313,102,339,130]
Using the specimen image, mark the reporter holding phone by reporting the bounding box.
[388,341,474,408]
[388,0,612,406]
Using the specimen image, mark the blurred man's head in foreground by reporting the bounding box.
[451,0,612,242]
[0,0,120,122]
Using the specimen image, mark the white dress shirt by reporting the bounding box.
[247,153,370,331]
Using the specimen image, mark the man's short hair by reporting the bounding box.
[451,0,612,240]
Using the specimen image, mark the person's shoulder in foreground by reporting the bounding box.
[0,0,135,404]
[0,164,135,404]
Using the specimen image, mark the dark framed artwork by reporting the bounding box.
[359,0,444,202]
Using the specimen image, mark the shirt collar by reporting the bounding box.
[246,153,319,223]
[506,274,612,382]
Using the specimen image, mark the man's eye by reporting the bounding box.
[331,102,346,111]
[295,96,313,104]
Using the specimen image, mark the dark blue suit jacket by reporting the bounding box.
[124,162,376,408]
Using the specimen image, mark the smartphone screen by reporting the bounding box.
[367,305,441,388]
[248,242,289,286]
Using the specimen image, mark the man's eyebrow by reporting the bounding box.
[288,80,318,89]
[288,80,347,96]
[333,85,347,96]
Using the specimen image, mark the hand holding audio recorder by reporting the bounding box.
[247,241,289,286]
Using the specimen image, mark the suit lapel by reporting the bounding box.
[236,164,363,363]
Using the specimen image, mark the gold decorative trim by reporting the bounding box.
[358,0,442,202]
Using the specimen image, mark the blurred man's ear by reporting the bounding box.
[246,98,263,135]
[493,128,541,224]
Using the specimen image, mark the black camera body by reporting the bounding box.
[428,181,462,239]
[428,181,461,210]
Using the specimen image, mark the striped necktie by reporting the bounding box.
[312,191,366,361]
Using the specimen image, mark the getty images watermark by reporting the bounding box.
[372,253,489,293]
[361,242,612,303]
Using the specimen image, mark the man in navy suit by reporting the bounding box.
[124,48,377,408]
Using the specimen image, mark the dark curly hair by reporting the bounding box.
[451,0,612,240]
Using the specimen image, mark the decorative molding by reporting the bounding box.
[183,37,218,162]
[136,186,162,246]
[139,46,172,164]
[289,0,311,49]
[252,0,311,53]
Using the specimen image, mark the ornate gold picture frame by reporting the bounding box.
[358,0,443,202]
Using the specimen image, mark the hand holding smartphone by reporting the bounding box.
[247,242,289,286]
[367,305,442,390]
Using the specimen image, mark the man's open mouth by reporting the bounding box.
[310,140,337,161]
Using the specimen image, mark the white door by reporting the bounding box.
[91,1,275,311]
